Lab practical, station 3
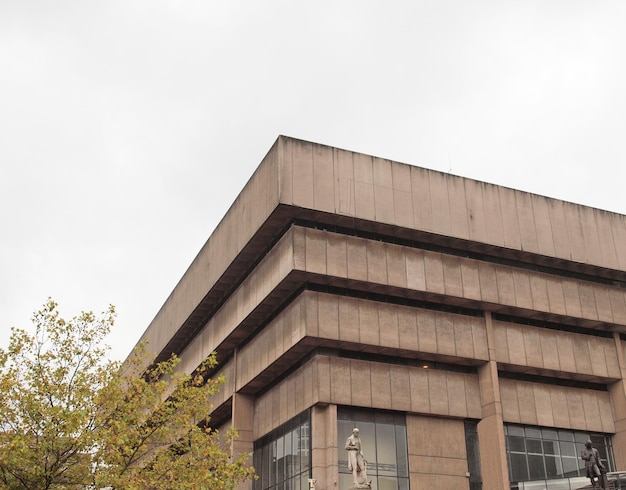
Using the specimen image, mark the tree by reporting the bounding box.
[0,299,254,490]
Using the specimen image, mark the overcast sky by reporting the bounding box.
[1,1,625,360]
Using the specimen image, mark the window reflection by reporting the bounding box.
[338,408,410,490]
[505,424,614,490]
[254,411,311,490]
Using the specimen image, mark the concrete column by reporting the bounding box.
[311,404,338,490]
[232,392,255,490]
[610,333,626,470]
[477,311,510,489]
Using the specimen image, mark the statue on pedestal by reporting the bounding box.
[581,440,606,489]
[345,428,371,489]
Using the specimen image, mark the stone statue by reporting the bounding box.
[581,439,606,489]
[345,428,370,489]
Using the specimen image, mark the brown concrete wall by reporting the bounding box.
[253,356,482,440]
[407,416,470,490]
[493,320,621,380]
[499,378,615,433]
[279,137,626,273]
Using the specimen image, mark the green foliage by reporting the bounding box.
[0,299,254,490]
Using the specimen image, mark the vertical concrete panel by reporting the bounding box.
[594,209,619,268]
[389,365,412,411]
[291,139,314,208]
[531,194,556,257]
[334,147,356,216]
[530,275,550,313]
[478,262,499,304]
[545,277,567,316]
[379,304,399,349]
[581,390,603,432]
[540,331,561,371]
[597,394,616,433]
[516,383,538,426]
[442,255,464,298]
[465,375,483,418]
[453,317,475,359]
[305,228,327,275]
[326,232,348,278]
[392,161,415,228]
[417,310,438,354]
[609,290,626,325]
[555,333,576,373]
[424,252,445,295]
[471,319,489,361]
[398,307,419,352]
[493,322,510,364]
[460,260,481,301]
[564,203,587,263]
[447,174,470,239]
[435,313,456,357]
[330,357,351,405]
[464,178,488,243]
[338,296,359,343]
[580,206,604,266]
[534,385,555,427]
[350,359,372,407]
[386,243,407,288]
[428,370,450,415]
[579,282,600,321]
[353,152,375,220]
[482,181,506,246]
[572,338,592,375]
[316,356,331,404]
[496,266,516,307]
[411,167,434,231]
[588,337,609,378]
[358,300,380,346]
[523,327,543,368]
[428,171,452,236]
[312,142,335,213]
[498,186,522,250]
[370,363,392,409]
[346,235,368,281]
[610,214,626,270]
[317,293,339,340]
[547,198,571,262]
[515,191,540,254]
[562,281,583,319]
[373,157,395,223]
[566,391,587,430]
[594,287,615,323]
[409,368,430,413]
[406,249,427,291]
[512,270,533,311]
[550,389,570,428]
[446,374,468,417]
[500,381,521,423]
[506,324,527,366]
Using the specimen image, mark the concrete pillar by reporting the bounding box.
[232,392,255,490]
[311,404,338,490]
[610,333,626,470]
[477,312,510,489]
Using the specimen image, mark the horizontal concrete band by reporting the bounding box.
[241,355,614,441]
[177,225,626,378]
[136,137,626,371]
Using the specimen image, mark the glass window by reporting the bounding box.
[254,410,311,490]
[338,408,409,490]
[505,424,614,490]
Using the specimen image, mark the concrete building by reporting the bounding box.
[134,136,626,490]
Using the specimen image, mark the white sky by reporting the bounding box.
[1,1,625,361]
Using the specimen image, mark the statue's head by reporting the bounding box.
[353,428,359,436]
[586,440,592,448]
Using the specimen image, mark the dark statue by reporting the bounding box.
[581,439,606,489]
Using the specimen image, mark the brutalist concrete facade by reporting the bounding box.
[134,136,626,490]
